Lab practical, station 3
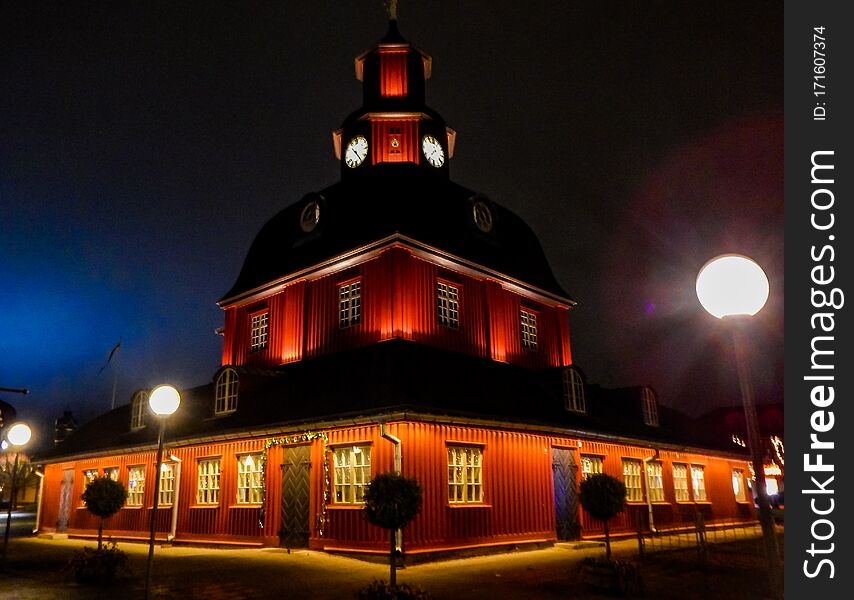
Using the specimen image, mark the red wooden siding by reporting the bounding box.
[379,50,407,97]
[221,247,572,371]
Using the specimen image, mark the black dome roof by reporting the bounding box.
[220,167,572,303]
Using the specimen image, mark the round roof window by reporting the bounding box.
[472,200,493,233]
[300,201,321,233]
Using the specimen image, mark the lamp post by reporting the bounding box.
[696,254,782,598]
[2,422,32,567]
[144,385,180,600]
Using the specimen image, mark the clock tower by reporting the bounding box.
[336,19,454,177]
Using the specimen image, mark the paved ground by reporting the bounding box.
[0,519,779,599]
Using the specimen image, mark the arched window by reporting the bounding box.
[215,368,239,415]
[642,387,659,427]
[131,390,148,430]
[562,367,586,413]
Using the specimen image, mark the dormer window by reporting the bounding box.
[562,367,586,413]
[131,390,148,430]
[250,311,269,351]
[642,387,659,427]
[215,368,238,415]
[339,280,362,328]
[436,281,459,328]
[520,309,538,350]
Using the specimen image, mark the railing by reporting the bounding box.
[634,512,763,560]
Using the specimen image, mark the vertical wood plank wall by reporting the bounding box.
[39,422,752,551]
[221,247,573,370]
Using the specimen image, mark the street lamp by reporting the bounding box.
[2,422,32,567]
[144,385,180,600]
[696,254,782,598]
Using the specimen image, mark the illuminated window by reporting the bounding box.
[104,467,119,481]
[642,387,659,427]
[520,309,538,350]
[333,446,372,504]
[436,282,459,328]
[159,463,175,506]
[622,459,643,502]
[83,469,98,486]
[765,477,779,496]
[339,281,362,328]
[562,367,586,413]
[197,458,221,505]
[131,390,148,430]
[237,454,263,504]
[646,462,665,502]
[250,311,269,351]
[447,446,483,503]
[691,465,707,501]
[128,466,145,506]
[673,463,690,501]
[732,468,747,502]
[215,368,238,415]
[580,455,603,480]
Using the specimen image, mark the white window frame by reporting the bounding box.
[197,458,221,505]
[673,463,690,502]
[622,458,643,502]
[104,467,119,481]
[645,461,665,502]
[158,463,175,507]
[447,446,483,504]
[333,445,372,504]
[250,310,269,351]
[732,468,748,502]
[215,368,238,415]
[642,387,659,427]
[436,281,460,329]
[127,465,146,506]
[563,367,586,413]
[580,455,603,480]
[339,280,362,328]
[237,453,264,504]
[131,390,148,430]
[520,309,538,350]
[691,464,707,501]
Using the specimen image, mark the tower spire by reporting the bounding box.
[387,0,398,21]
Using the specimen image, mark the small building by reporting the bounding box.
[35,19,754,555]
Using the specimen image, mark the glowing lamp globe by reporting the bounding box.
[696,254,769,319]
[6,422,32,447]
[149,385,181,416]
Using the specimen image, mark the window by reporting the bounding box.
[333,445,372,504]
[131,390,148,430]
[520,309,538,350]
[339,281,362,328]
[646,462,665,502]
[237,454,263,504]
[250,311,269,351]
[642,387,659,427]
[159,463,175,506]
[436,282,460,328]
[197,458,221,505]
[732,468,748,502]
[128,466,145,506]
[215,368,238,415]
[580,455,603,480]
[691,465,707,501]
[447,446,483,503]
[83,469,98,486]
[622,459,643,502]
[562,367,586,413]
[104,467,119,481]
[673,463,690,501]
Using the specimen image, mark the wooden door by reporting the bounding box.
[280,445,311,548]
[57,469,73,532]
[552,447,579,540]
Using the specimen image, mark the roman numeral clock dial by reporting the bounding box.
[421,134,445,168]
[345,136,369,168]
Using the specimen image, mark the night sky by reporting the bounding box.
[1,2,783,448]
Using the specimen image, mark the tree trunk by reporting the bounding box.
[389,528,397,588]
[604,519,611,560]
[98,519,104,550]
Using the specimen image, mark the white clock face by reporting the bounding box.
[421,135,445,168]
[345,136,369,168]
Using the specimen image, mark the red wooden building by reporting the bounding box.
[35,20,754,556]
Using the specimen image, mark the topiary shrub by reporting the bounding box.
[354,579,432,600]
[81,476,127,549]
[578,473,626,560]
